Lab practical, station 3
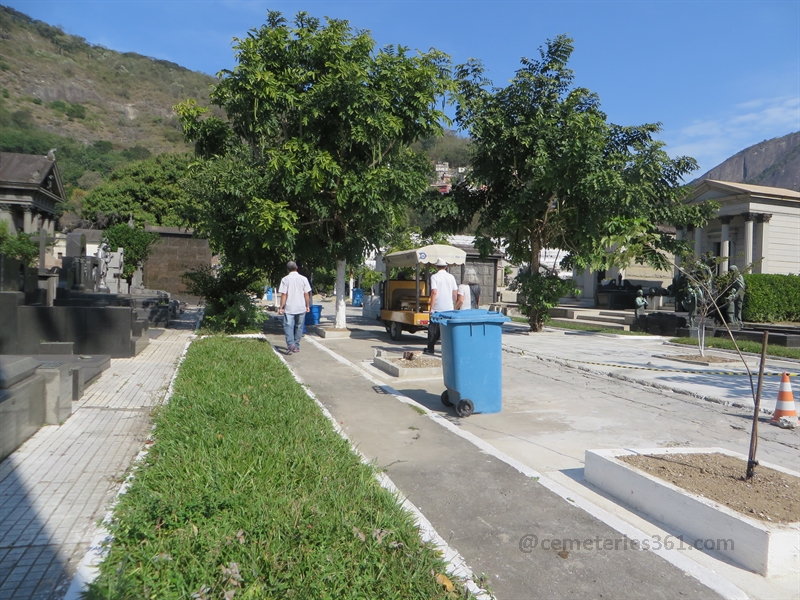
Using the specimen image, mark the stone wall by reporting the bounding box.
[142,226,212,303]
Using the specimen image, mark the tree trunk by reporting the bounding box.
[529,241,543,332]
[335,259,347,329]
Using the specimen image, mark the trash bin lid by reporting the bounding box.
[431,309,510,325]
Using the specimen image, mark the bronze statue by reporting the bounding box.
[634,289,648,318]
[724,265,746,328]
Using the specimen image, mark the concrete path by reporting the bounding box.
[502,324,800,409]
[276,302,799,599]
[3,298,797,599]
[0,310,199,600]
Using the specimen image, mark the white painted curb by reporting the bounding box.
[63,313,202,600]
[585,447,800,577]
[271,344,493,599]
[305,335,749,600]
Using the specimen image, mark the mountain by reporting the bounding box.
[0,5,217,190]
[692,131,800,192]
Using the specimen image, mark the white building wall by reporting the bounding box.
[766,210,800,274]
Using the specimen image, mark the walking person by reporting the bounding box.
[278,261,311,354]
[425,259,458,355]
[456,268,481,310]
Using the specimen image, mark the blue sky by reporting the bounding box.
[5,0,799,176]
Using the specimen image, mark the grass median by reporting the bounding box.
[87,336,468,599]
[669,337,800,361]
[510,316,649,336]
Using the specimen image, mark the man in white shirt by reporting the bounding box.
[278,261,311,354]
[425,258,458,355]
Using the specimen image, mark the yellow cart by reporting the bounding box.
[380,244,467,341]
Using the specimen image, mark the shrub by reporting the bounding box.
[0,221,38,266]
[742,274,800,323]
[182,266,265,333]
[515,272,576,332]
[48,99,68,112]
[65,102,86,119]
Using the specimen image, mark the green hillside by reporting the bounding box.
[0,4,216,196]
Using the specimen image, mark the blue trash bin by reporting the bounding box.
[266,287,273,302]
[352,288,364,307]
[431,309,510,417]
[304,305,323,327]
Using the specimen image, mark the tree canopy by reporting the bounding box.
[419,35,714,330]
[80,153,192,227]
[176,10,452,325]
[103,223,160,280]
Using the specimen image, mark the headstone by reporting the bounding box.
[66,232,87,258]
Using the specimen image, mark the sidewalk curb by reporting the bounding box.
[63,314,202,600]
[305,336,749,600]
[270,342,494,600]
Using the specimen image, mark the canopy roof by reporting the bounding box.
[383,244,467,268]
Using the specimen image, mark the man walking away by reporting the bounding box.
[425,258,458,355]
[278,261,311,354]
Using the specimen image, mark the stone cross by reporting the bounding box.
[31,227,55,275]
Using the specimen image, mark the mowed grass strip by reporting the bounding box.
[670,337,800,361]
[510,316,649,336]
[87,337,465,599]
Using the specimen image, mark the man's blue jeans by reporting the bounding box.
[283,313,305,350]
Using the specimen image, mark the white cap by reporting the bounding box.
[435,258,448,267]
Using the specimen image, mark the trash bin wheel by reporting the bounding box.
[456,399,474,418]
[389,321,403,341]
[441,390,453,407]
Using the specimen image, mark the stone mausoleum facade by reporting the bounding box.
[0,152,65,235]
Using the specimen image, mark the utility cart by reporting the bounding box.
[379,244,467,340]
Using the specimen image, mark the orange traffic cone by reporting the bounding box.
[771,373,798,425]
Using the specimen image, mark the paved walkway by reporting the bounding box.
[0,310,199,600]
[2,302,797,599]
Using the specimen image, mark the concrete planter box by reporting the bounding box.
[585,447,800,577]
[373,355,442,379]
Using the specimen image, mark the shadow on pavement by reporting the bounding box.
[0,459,70,599]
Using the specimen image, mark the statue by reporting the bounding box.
[724,265,746,329]
[95,240,111,293]
[634,289,648,318]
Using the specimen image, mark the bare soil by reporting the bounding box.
[621,453,800,524]
[671,354,738,364]
[391,357,441,369]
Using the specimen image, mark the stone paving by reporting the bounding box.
[0,310,199,600]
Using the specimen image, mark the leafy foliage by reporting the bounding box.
[103,223,160,279]
[412,129,471,168]
[81,153,192,227]
[418,35,714,331]
[182,265,265,333]
[515,272,576,331]
[0,221,38,266]
[176,11,452,326]
[742,274,800,322]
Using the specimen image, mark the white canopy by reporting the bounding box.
[382,244,467,268]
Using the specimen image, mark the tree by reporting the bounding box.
[420,35,714,331]
[176,11,452,328]
[103,223,160,282]
[80,153,192,227]
[0,221,38,266]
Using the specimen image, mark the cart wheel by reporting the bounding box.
[383,321,391,334]
[456,399,474,418]
[441,390,453,407]
[389,321,403,341]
